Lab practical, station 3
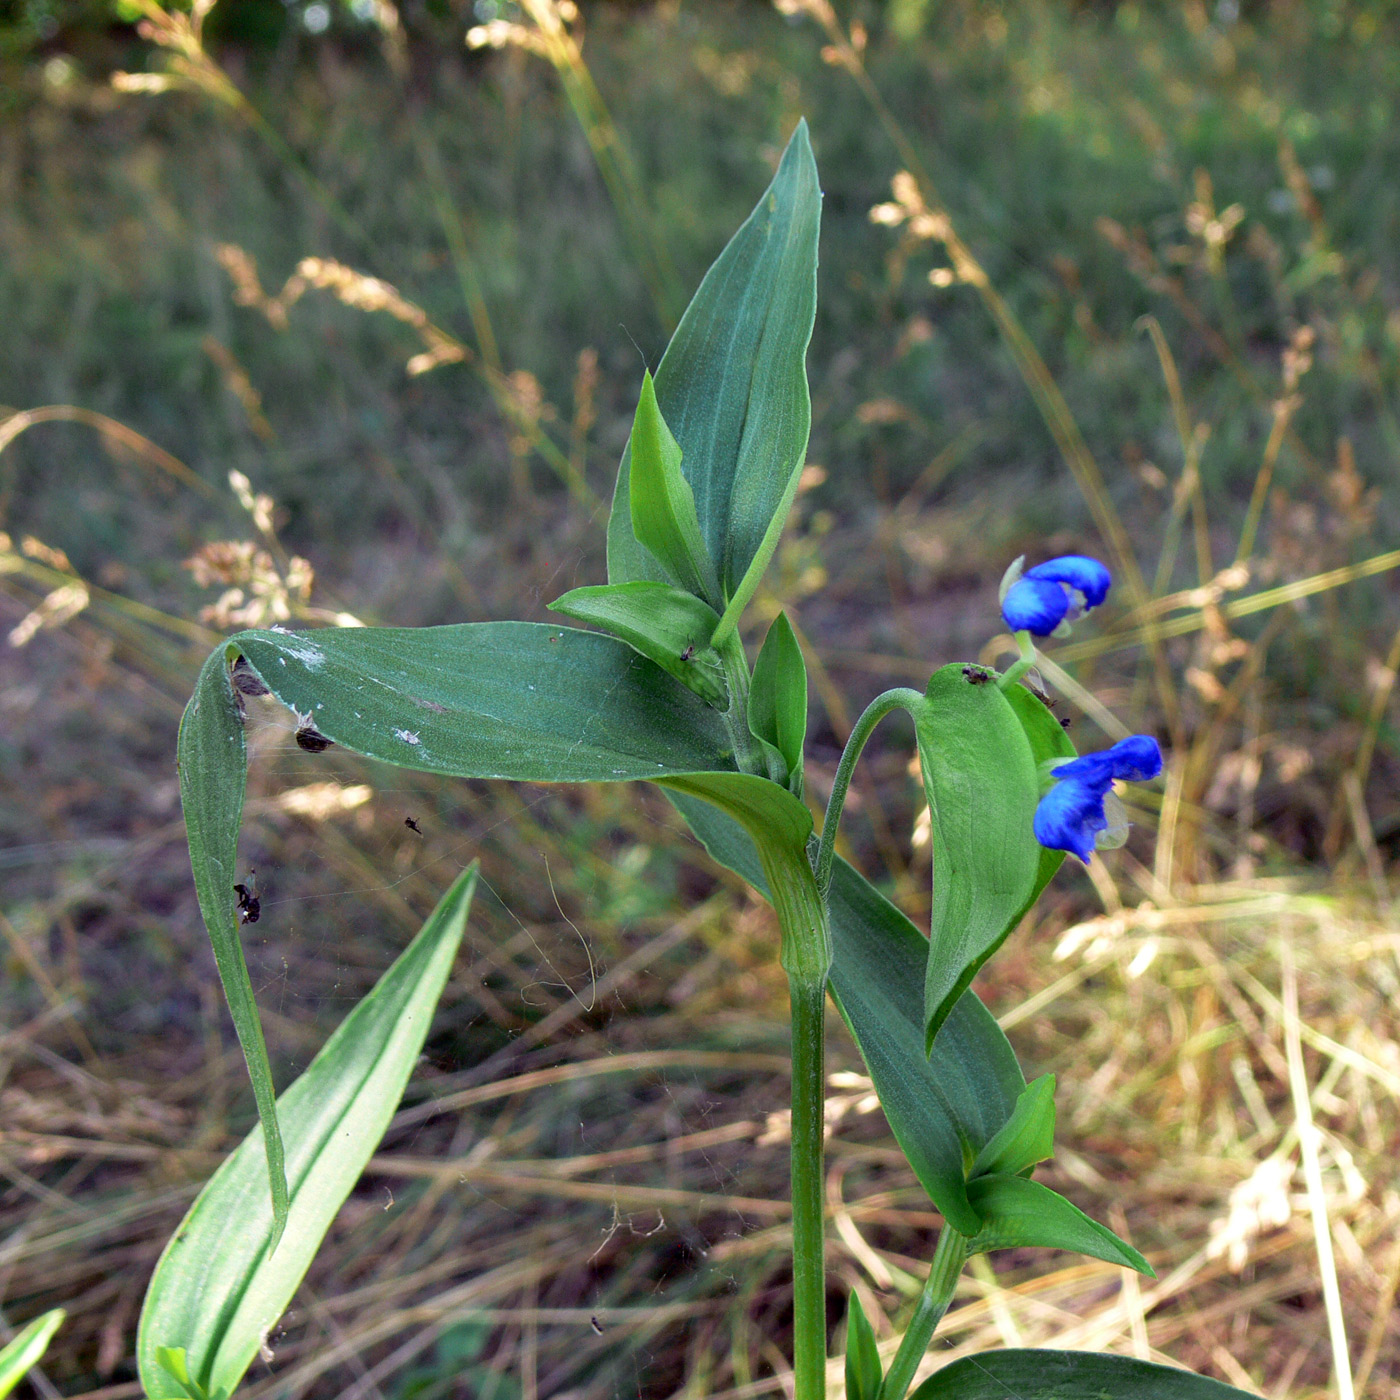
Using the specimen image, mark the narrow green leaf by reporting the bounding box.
[0,1309,64,1400]
[749,612,807,791]
[963,1174,1152,1276]
[910,1349,1259,1399]
[138,866,479,1400]
[549,581,727,707]
[1002,681,1075,901]
[666,790,1025,1235]
[609,121,821,641]
[844,1293,882,1400]
[627,371,723,607]
[969,1073,1056,1180]
[178,644,288,1238]
[915,666,1043,1049]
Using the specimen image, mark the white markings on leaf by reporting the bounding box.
[393,728,421,746]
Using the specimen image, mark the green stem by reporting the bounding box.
[814,688,923,898]
[878,1226,968,1400]
[997,631,1037,692]
[763,845,833,1400]
[716,629,767,776]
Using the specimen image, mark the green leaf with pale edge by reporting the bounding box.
[667,790,1024,1235]
[0,1309,64,1400]
[916,667,1043,1049]
[627,371,722,607]
[549,581,728,707]
[180,623,740,1234]
[910,1349,1258,1399]
[844,1293,881,1400]
[969,1073,1056,1180]
[749,612,807,791]
[608,121,820,643]
[963,1175,1152,1275]
[138,866,478,1400]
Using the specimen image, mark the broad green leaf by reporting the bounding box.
[0,1309,64,1400]
[969,1073,1055,1180]
[667,790,1025,1235]
[844,1293,882,1400]
[627,371,723,607]
[608,121,821,644]
[138,866,479,1400]
[910,1349,1258,1399]
[181,623,740,1233]
[963,1175,1152,1275]
[749,612,807,793]
[549,581,728,707]
[915,666,1043,1049]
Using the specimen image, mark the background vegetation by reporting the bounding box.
[2,1,1399,1396]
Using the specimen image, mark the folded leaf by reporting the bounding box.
[1002,681,1075,898]
[843,1293,882,1400]
[749,612,807,793]
[915,667,1043,1048]
[910,1349,1259,1399]
[969,1073,1056,1180]
[608,121,821,643]
[138,866,478,1400]
[627,372,723,607]
[549,581,728,707]
[963,1174,1152,1275]
[667,790,1026,1236]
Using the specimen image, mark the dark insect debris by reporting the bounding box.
[961,665,992,685]
[234,876,261,924]
[295,725,333,753]
[231,656,270,697]
[404,816,423,835]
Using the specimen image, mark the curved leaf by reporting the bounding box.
[910,1349,1259,1399]
[138,866,478,1400]
[609,121,821,641]
[844,1293,881,1400]
[969,1073,1056,1180]
[0,1309,64,1400]
[964,1174,1152,1275]
[749,611,808,791]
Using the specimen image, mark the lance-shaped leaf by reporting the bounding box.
[969,1073,1056,1180]
[138,866,478,1400]
[549,581,728,707]
[915,666,1044,1049]
[1002,681,1076,894]
[181,623,741,1234]
[0,1310,64,1400]
[627,372,723,607]
[608,121,821,644]
[844,1293,882,1400]
[667,790,1024,1235]
[749,611,807,793]
[963,1174,1151,1275]
[910,1350,1258,1399]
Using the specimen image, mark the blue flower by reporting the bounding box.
[1001,555,1112,637]
[1033,734,1163,862]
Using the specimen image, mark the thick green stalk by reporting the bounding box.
[996,631,1037,692]
[762,844,833,1400]
[878,1226,968,1400]
[814,688,924,898]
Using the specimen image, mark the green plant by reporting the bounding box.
[149,120,1286,1400]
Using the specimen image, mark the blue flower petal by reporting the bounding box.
[1106,734,1162,782]
[1001,576,1070,635]
[1024,555,1112,608]
[1033,776,1107,862]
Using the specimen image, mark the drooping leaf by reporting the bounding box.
[667,790,1025,1235]
[969,1073,1056,1180]
[0,1309,64,1400]
[626,371,723,607]
[909,1349,1259,1399]
[608,121,821,643]
[181,623,741,1237]
[843,1292,882,1400]
[549,581,728,707]
[915,666,1043,1049]
[749,611,808,793]
[963,1174,1152,1275]
[138,866,479,1400]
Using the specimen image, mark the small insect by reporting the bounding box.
[1059,716,1073,729]
[231,656,270,698]
[679,643,696,663]
[589,1317,604,1335]
[234,872,261,924]
[961,665,992,685]
[295,724,333,753]
[404,816,423,835]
